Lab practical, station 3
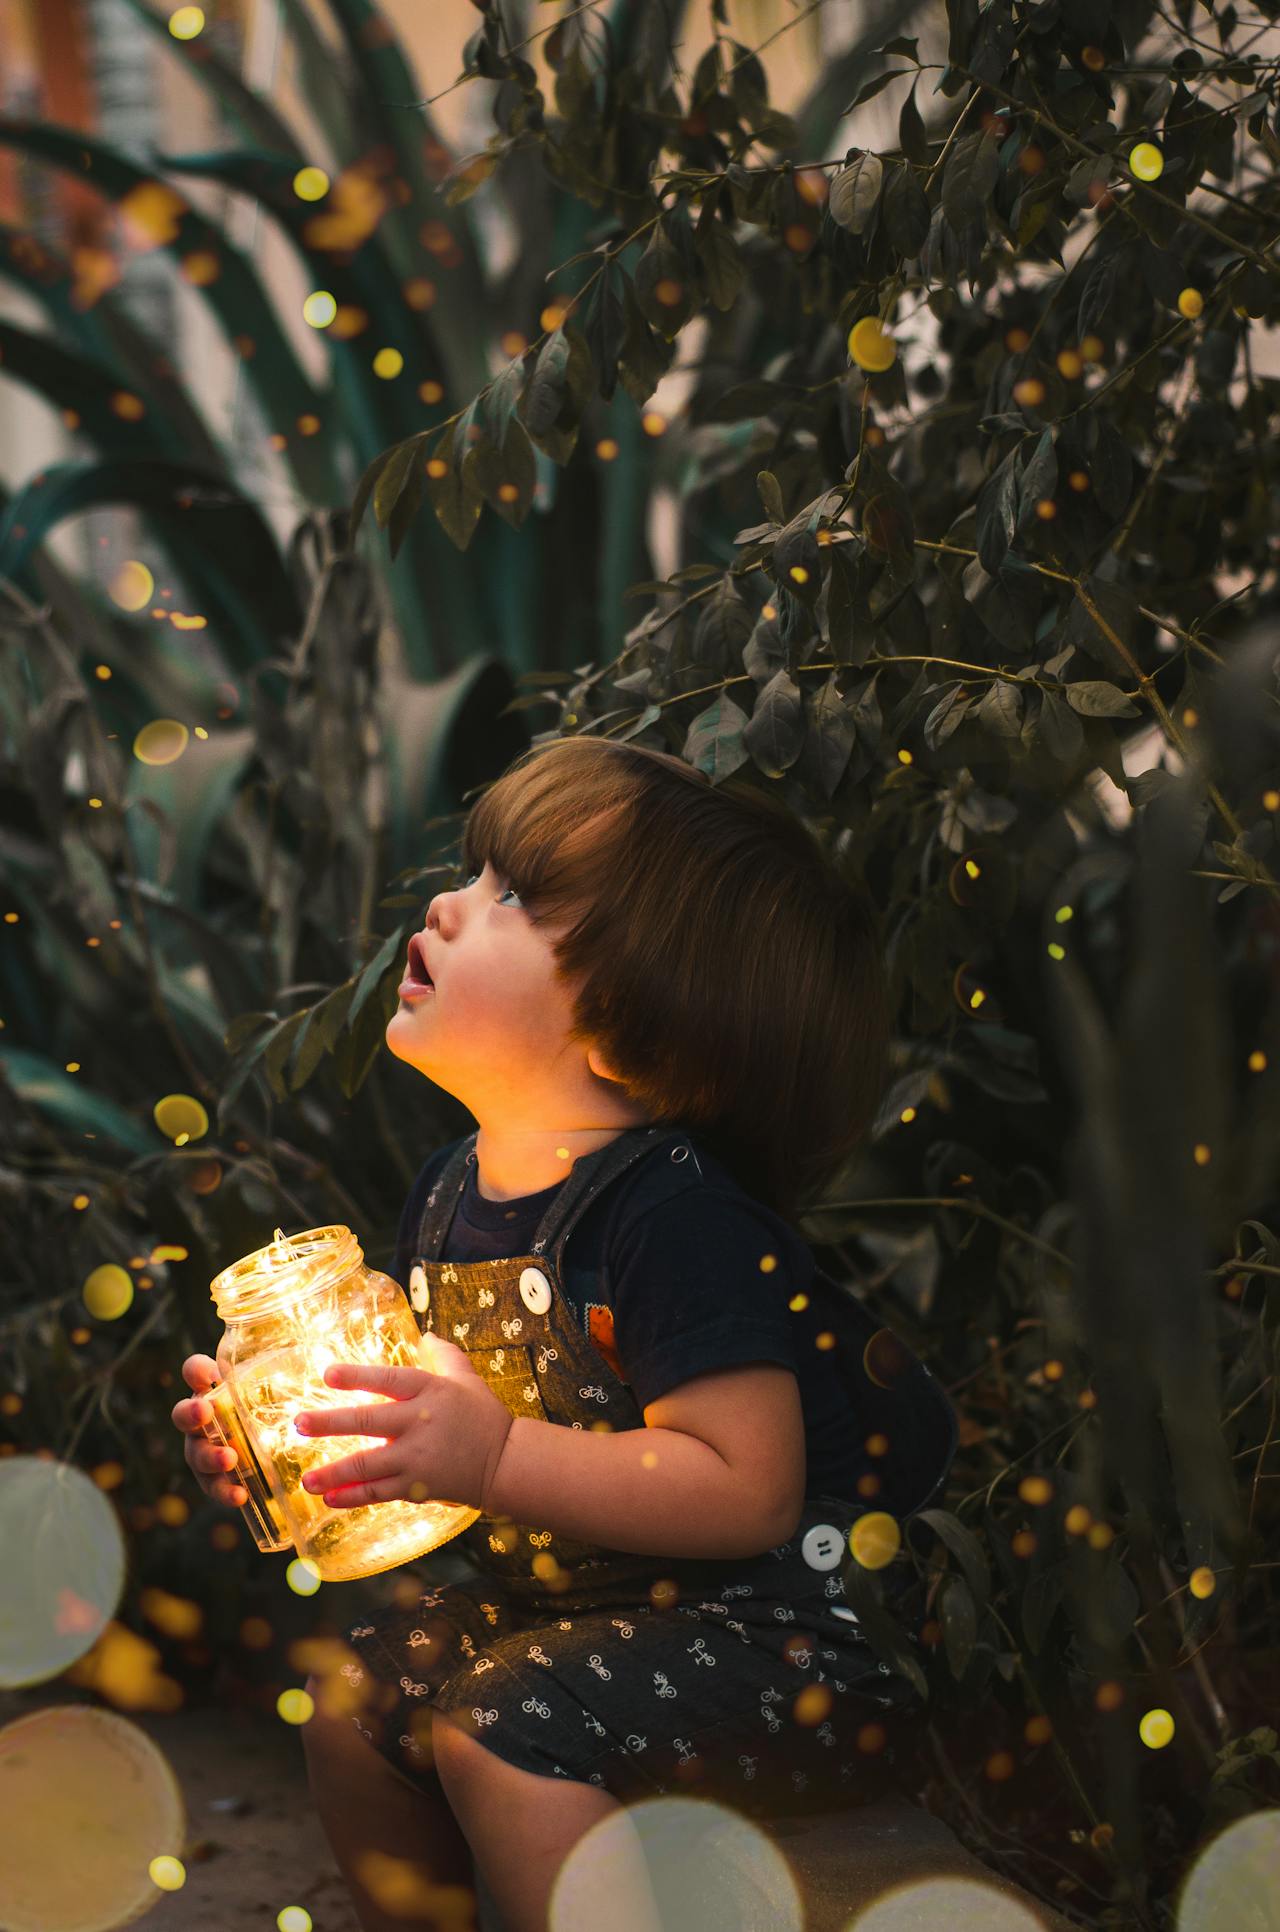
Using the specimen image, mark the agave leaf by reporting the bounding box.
[0,221,224,470]
[0,116,337,504]
[0,458,302,661]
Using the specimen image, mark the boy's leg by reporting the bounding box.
[302,1675,477,1932]
[431,1709,663,1932]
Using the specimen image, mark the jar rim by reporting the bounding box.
[210,1224,363,1318]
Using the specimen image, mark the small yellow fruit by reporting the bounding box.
[1128,142,1164,181]
[1177,287,1204,319]
[1013,377,1046,407]
[847,316,897,372]
[1056,348,1084,379]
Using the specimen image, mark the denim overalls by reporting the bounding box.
[339,1126,932,1814]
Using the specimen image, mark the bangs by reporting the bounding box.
[460,739,702,928]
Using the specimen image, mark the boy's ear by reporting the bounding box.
[587,1044,626,1086]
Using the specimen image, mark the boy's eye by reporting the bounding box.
[463,871,521,907]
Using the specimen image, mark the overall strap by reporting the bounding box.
[414,1125,689,1268]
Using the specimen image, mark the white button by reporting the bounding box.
[800,1524,846,1572]
[518,1268,552,1315]
[408,1264,430,1314]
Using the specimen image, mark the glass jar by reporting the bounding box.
[197,1224,478,1582]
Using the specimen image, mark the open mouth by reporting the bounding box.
[404,933,434,988]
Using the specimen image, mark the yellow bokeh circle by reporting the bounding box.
[148,1856,185,1891]
[132,718,188,767]
[108,560,153,612]
[373,347,404,379]
[83,1264,134,1321]
[1139,1707,1175,1749]
[1129,142,1164,181]
[277,1687,315,1726]
[278,1910,314,1932]
[302,290,337,329]
[293,167,330,202]
[287,1557,323,1597]
[1188,1566,1216,1600]
[153,1093,209,1145]
[1177,287,1204,319]
[168,6,205,38]
[0,1705,185,1932]
[849,1510,901,1570]
[847,316,897,372]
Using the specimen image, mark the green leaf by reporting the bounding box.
[682,692,751,781]
[1017,428,1058,528]
[743,667,805,776]
[883,160,931,257]
[839,1560,929,1701]
[387,452,426,562]
[975,445,1021,574]
[522,329,571,438]
[977,678,1024,737]
[583,261,627,400]
[1037,690,1086,767]
[695,220,746,310]
[899,78,928,165]
[942,128,1000,233]
[1064,679,1141,717]
[802,672,857,800]
[829,151,884,234]
[289,977,358,1091]
[372,437,421,530]
[426,415,484,552]
[634,226,695,338]
[939,1571,979,1681]
[1076,251,1122,344]
[618,279,678,406]
[912,1507,992,1606]
[757,470,785,522]
[845,69,911,111]
[922,681,970,750]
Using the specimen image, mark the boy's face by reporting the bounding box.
[384,859,606,1115]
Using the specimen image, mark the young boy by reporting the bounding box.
[177,737,933,1932]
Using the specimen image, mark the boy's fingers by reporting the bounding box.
[181,1355,220,1392]
[172,1395,214,1432]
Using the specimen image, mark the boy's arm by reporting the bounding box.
[482,1362,807,1561]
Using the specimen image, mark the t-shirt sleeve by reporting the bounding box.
[606,1188,808,1411]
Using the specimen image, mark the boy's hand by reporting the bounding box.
[292,1333,514,1512]
[171,1353,249,1509]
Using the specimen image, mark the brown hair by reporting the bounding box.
[460,736,892,1229]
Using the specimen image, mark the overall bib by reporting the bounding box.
[340,1127,931,1815]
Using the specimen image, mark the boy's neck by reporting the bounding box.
[472,1123,645,1202]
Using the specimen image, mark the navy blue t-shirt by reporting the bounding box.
[387,1130,864,1502]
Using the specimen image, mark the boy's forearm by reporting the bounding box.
[482,1415,796,1561]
